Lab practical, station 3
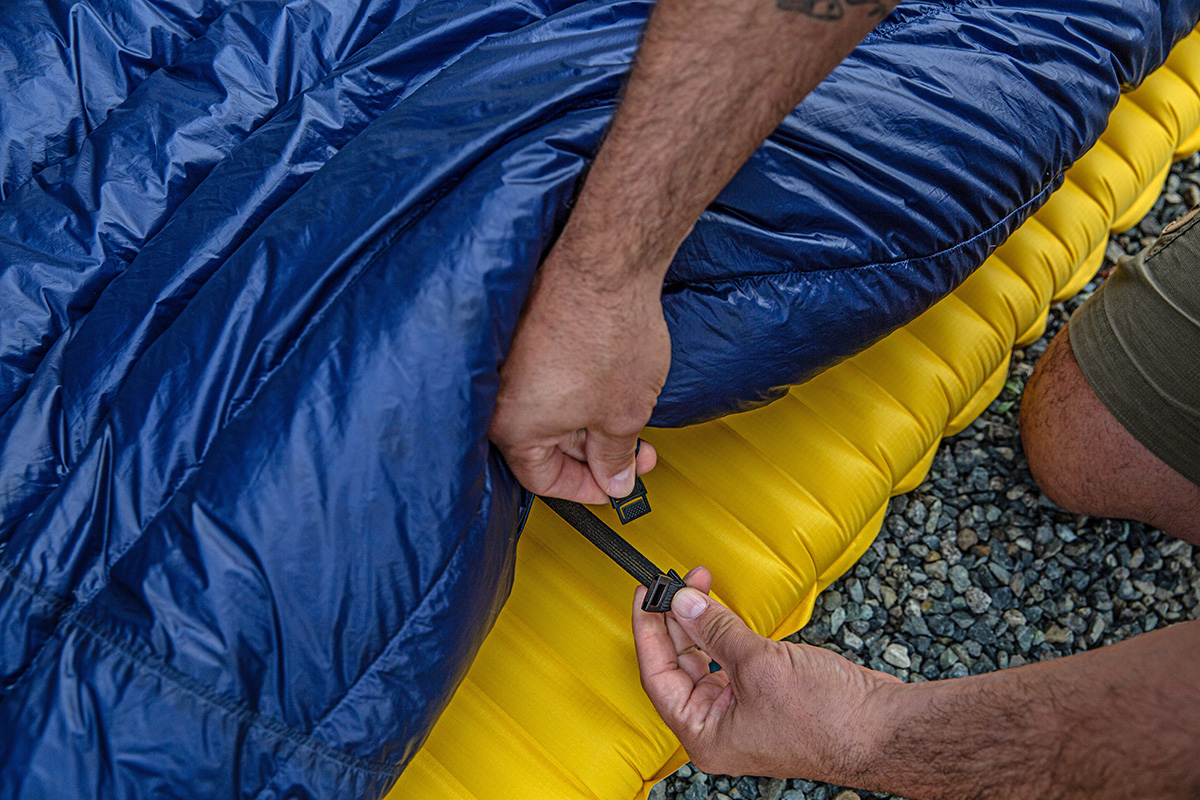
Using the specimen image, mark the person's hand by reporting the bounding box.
[489,227,667,503]
[632,567,902,782]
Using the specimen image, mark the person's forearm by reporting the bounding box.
[563,0,894,287]
[855,620,1200,798]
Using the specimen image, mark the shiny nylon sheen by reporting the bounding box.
[0,1,1198,797]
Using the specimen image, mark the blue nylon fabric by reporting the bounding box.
[0,0,232,201]
[1,1,1198,797]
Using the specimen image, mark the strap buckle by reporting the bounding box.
[641,569,686,613]
[610,475,651,524]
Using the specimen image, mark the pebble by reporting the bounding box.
[883,643,912,669]
[957,528,979,551]
[760,779,787,800]
[1133,579,1157,597]
[663,156,1200,800]
[1043,624,1072,644]
[949,564,971,593]
[964,586,992,614]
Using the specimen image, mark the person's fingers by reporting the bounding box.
[668,589,765,678]
[633,586,700,719]
[503,444,610,504]
[682,565,712,592]
[635,440,658,475]
[562,429,587,463]
[666,568,715,679]
[585,428,640,498]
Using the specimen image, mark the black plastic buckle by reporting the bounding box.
[641,569,686,613]
[611,475,651,524]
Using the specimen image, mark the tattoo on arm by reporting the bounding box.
[776,0,893,20]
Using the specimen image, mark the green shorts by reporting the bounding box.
[1070,205,1200,488]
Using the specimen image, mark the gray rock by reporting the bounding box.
[1133,579,1157,597]
[902,615,931,637]
[1044,624,1073,645]
[951,610,976,628]
[964,586,992,614]
[968,620,997,646]
[1105,239,1126,264]
[906,501,929,527]
[847,578,865,604]
[1015,624,1036,652]
[991,586,1016,611]
[927,614,955,637]
[949,564,972,593]
[883,643,911,669]
[1128,548,1145,569]
[759,778,786,800]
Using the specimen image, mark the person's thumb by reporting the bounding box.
[584,429,638,498]
[669,588,763,672]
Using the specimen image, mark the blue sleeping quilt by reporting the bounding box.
[1,0,1197,797]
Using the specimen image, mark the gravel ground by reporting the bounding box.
[652,153,1200,800]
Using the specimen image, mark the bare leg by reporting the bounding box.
[1020,324,1200,544]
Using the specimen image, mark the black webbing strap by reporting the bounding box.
[541,496,660,585]
[540,481,685,613]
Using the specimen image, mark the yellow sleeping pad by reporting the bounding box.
[390,30,1200,800]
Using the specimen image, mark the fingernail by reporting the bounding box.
[608,465,634,497]
[672,588,707,619]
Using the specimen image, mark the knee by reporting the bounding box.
[1019,325,1200,542]
[1018,327,1099,514]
